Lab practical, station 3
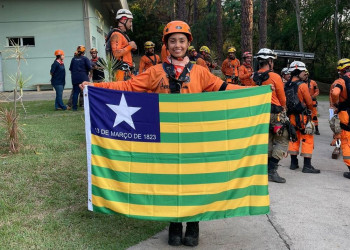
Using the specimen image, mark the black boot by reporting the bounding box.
[168,222,182,246]
[183,222,199,247]
[268,157,286,183]
[302,157,320,173]
[315,125,320,135]
[344,166,350,179]
[290,155,299,170]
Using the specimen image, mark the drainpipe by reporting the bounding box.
[0,52,3,91]
[82,0,91,50]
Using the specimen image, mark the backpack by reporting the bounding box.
[253,71,270,86]
[105,28,131,58]
[284,80,306,115]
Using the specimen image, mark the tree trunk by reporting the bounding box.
[193,0,198,23]
[258,0,267,49]
[335,0,341,59]
[216,0,223,62]
[207,0,213,49]
[241,0,253,53]
[292,0,303,52]
[176,0,187,21]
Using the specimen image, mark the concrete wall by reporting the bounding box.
[0,0,115,91]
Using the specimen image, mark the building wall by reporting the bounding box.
[87,0,114,60]
[0,0,115,91]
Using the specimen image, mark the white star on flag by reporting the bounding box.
[106,94,141,129]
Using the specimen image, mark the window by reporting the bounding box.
[7,37,35,47]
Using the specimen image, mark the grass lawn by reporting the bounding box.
[0,100,166,249]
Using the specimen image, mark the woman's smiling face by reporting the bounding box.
[167,33,190,58]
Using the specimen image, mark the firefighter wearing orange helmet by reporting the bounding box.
[80,20,252,247]
[330,58,350,179]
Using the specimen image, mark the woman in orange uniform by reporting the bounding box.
[81,20,251,247]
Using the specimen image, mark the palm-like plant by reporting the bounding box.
[96,54,122,82]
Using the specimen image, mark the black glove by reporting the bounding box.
[287,123,298,142]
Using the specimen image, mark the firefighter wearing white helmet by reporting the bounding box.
[253,48,288,183]
[281,67,291,84]
[285,61,320,174]
[105,9,137,80]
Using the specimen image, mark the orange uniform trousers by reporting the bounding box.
[338,110,350,166]
[288,114,314,157]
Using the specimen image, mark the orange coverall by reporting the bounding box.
[308,79,319,126]
[161,45,170,63]
[139,54,161,73]
[329,80,342,145]
[196,57,210,70]
[110,30,133,81]
[94,63,246,94]
[288,77,316,158]
[239,63,255,86]
[331,77,350,166]
[221,58,240,84]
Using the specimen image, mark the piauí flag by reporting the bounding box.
[84,85,271,222]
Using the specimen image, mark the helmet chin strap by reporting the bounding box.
[170,55,185,61]
[118,19,130,32]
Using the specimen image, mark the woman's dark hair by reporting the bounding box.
[164,33,190,47]
[56,55,61,60]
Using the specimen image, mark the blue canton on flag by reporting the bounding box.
[88,87,161,142]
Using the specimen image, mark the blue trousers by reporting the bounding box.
[53,84,67,110]
[72,84,81,110]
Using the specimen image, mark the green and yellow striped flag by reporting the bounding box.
[84,85,271,222]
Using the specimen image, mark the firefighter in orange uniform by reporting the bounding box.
[139,41,161,73]
[254,48,288,183]
[286,61,320,174]
[81,20,251,247]
[106,9,137,80]
[199,46,217,72]
[330,58,350,179]
[238,51,255,86]
[188,46,209,70]
[306,71,320,135]
[221,47,240,84]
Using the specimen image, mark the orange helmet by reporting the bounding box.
[77,45,86,53]
[54,50,64,56]
[162,20,192,44]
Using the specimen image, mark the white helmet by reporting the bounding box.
[256,48,277,60]
[288,61,307,73]
[281,67,289,75]
[116,9,133,20]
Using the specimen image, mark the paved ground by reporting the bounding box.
[0,89,71,102]
[129,101,350,250]
[4,90,349,249]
